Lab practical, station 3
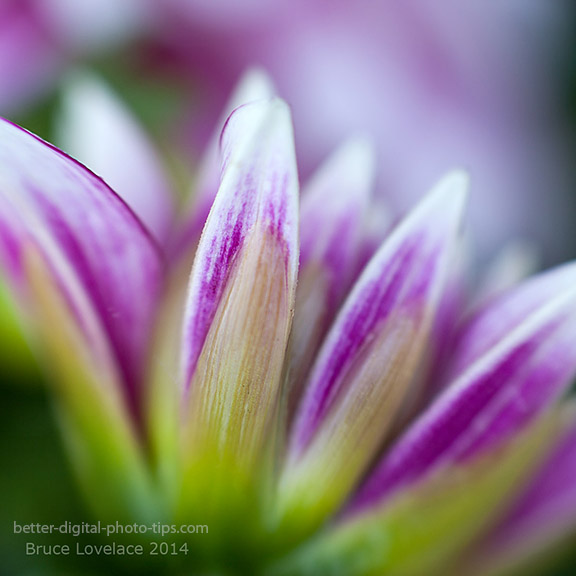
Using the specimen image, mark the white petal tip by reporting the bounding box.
[222,98,294,159]
[235,67,277,102]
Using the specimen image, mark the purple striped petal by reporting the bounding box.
[349,261,576,516]
[181,98,298,389]
[289,137,375,410]
[272,409,563,576]
[276,172,467,531]
[57,73,175,244]
[472,405,576,575]
[179,99,298,476]
[0,118,164,417]
[171,68,276,260]
[291,173,467,454]
[395,245,469,426]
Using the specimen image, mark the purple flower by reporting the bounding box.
[1,72,576,575]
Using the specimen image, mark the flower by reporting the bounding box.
[1,71,576,576]
[0,0,151,114]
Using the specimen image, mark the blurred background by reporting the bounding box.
[1,0,576,574]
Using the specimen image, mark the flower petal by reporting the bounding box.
[271,411,562,576]
[180,99,298,478]
[289,137,375,411]
[171,68,276,260]
[465,404,576,576]
[395,244,469,426]
[0,118,165,417]
[23,247,158,522]
[57,72,174,244]
[276,172,467,537]
[0,273,36,378]
[350,260,576,516]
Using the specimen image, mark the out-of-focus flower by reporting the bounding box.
[2,72,576,576]
[153,0,576,262]
[0,0,151,114]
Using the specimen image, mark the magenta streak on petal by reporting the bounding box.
[31,192,148,409]
[0,214,23,283]
[169,70,276,261]
[184,203,248,384]
[348,308,576,516]
[0,119,164,259]
[291,234,434,455]
[180,100,297,393]
[452,328,575,461]
[0,118,165,417]
[182,170,291,389]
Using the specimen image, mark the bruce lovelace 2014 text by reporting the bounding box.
[25,542,189,556]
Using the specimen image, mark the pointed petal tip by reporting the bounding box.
[57,70,174,245]
[236,67,277,99]
[0,116,165,416]
[221,97,294,157]
[218,72,280,153]
[182,95,298,390]
[277,170,469,533]
[374,169,467,266]
[171,67,278,259]
[348,255,576,515]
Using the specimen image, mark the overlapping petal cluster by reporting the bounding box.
[1,71,576,576]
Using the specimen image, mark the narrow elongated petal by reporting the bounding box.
[350,261,576,515]
[464,405,576,576]
[289,137,375,411]
[395,245,468,427]
[171,68,276,260]
[0,119,164,416]
[275,173,467,538]
[57,73,174,244]
[271,411,561,576]
[179,99,298,502]
[24,248,158,522]
[0,274,36,377]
